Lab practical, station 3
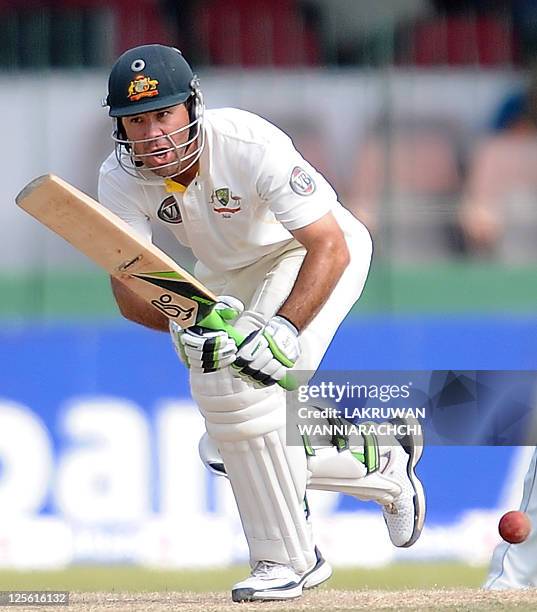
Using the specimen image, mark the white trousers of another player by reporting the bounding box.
[485,447,537,589]
[189,212,372,574]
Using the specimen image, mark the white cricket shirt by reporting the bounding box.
[99,107,346,272]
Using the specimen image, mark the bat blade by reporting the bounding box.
[15,174,217,327]
[15,174,297,390]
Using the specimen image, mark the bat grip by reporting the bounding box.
[197,309,297,391]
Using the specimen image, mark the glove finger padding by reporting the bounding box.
[181,327,237,373]
[169,319,190,366]
[233,316,299,387]
[263,317,300,366]
[169,295,244,373]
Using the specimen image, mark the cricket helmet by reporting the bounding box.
[104,44,205,180]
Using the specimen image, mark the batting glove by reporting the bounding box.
[169,296,244,373]
[232,315,300,387]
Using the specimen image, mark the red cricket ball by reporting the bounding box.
[498,510,531,544]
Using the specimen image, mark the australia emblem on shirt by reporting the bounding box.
[211,187,242,218]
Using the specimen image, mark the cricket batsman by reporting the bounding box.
[99,44,425,602]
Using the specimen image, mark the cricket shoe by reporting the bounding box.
[231,547,332,602]
[380,417,426,548]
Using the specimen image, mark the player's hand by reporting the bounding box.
[232,315,300,387]
[169,296,244,373]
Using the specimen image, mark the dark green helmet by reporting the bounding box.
[105,44,205,181]
[106,44,197,117]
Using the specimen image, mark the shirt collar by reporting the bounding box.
[164,178,187,193]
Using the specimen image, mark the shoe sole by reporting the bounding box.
[391,415,426,548]
[231,556,332,602]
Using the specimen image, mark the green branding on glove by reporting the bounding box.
[264,332,295,368]
[363,432,380,473]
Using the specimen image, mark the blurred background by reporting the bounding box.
[1,0,537,591]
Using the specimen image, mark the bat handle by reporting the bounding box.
[197,309,297,391]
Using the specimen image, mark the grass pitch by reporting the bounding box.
[0,563,486,592]
[3,564,536,611]
[5,590,537,612]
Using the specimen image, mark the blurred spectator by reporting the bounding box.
[301,0,430,64]
[400,12,513,66]
[513,0,537,65]
[429,0,537,66]
[345,115,464,261]
[159,0,210,65]
[459,74,537,262]
[430,0,507,14]
[396,0,514,67]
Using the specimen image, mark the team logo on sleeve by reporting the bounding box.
[211,188,242,218]
[289,166,316,196]
[157,195,182,224]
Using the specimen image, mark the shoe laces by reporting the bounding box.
[252,561,291,579]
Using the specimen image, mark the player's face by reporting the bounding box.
[122,104,193,177]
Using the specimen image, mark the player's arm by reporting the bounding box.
[232,130,354,387]
[277,211,349,331]
[232,211,349,387]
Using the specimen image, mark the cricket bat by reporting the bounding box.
[15,174,295,390]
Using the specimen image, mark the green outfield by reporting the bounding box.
[0,563,487,592]
[3,262,537,319]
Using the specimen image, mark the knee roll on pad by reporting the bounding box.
[306,446,401,504]
[192,372,286,441]
[189,366,252,399]
[199,432,402,504]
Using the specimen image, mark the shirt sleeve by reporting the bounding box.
[255,132,338,231]
[98,163,152,243]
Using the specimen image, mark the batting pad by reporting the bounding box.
[199,431,403,505]
[219,428,316,573]
[191,369,316,573]
[307,445,401,504]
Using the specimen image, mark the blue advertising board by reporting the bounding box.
[0,315,534,567]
